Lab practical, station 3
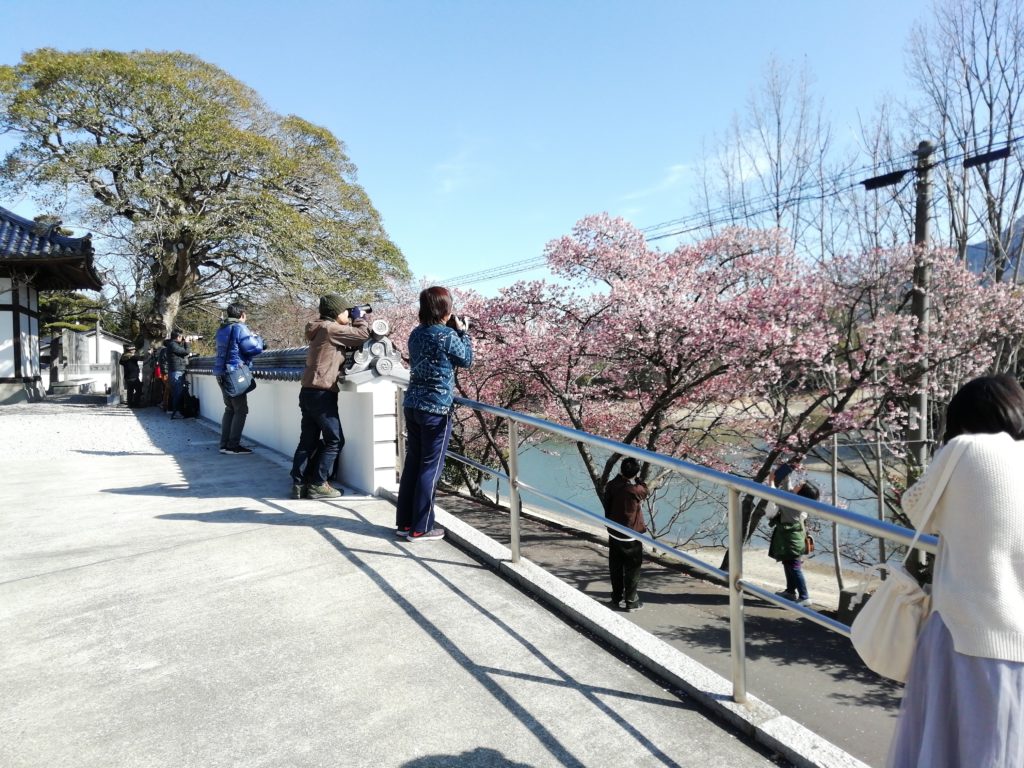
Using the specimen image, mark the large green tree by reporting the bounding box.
[0,49,408,343]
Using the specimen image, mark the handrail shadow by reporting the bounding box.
[154,495,708,767]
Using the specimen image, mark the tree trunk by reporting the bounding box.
[720,495,765,571]
[145,284,183,345]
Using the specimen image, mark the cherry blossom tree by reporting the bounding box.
[385,216,1024,562]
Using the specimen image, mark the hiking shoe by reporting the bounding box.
[406,527,445,542]
[796,597,812,607]
[306,483,341,499]
[625,600,643,612]
[775,590,798,601]
[290,483,308,500]
[219,447,230,454]
[394,526,412,538]
[224,446,253,455]
[607,598,624,610]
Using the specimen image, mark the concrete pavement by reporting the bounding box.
[437,497,900,768]
[2,399,788,768]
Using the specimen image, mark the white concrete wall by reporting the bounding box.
[188,372,399,495]
[337,381,400,494]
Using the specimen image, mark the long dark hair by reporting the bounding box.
[943,374,1024,443]
[418,286,453,325]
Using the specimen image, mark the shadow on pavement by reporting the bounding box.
[401,748,533,767]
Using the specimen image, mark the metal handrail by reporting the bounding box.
[397,390,938,704]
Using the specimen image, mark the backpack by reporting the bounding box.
[155,346,169,379]
[181,380,200,418]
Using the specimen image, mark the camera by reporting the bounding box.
[348,304,372,315]
[446,314,470,332]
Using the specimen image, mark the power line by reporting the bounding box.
[444,131,1024,288]
[441,256,549,286]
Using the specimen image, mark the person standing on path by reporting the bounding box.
[767,464,818,607]
[212,303,264,455]
[395,286,472,541]
[289,294,370,500]
[165,328,191,418]
[603,456,649,611]
[888,375,1024,768]
[119,344,143,407]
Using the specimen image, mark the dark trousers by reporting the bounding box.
[291,388,343,486]
[125,379,142,406]
[783,559,809,599]
[396,408,453,534]
[608,536,643,604]
[219,388,249,449]
[169,371,185,413]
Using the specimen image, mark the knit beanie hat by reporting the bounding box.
[319,294,350,319]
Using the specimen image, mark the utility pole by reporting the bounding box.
[909,140,934,478]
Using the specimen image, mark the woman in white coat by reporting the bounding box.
[888,375,1024,768]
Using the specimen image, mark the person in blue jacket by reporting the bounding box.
[213,303,265,455]
[395,286,473,541]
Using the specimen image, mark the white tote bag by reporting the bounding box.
[849,559,931,682]
[849,439,968,683]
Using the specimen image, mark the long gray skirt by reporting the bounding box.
[888,611,1024,768]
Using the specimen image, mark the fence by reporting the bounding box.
[399,391,938,704]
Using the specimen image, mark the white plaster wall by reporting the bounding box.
[188,372,400,495]
[25,286,39,378]
[0,311,13,379]
[83,333,127,366]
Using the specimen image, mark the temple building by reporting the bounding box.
[0,205,102,403]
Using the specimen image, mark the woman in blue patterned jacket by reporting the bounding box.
[395,286,473,541]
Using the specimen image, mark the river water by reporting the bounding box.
[477,437,889,565]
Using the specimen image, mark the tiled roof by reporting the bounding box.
[0,205,102,290]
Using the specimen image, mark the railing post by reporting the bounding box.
[508,418,522,563]
[727,487,747,703]
[396,389,406,478]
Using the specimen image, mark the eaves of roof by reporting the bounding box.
[0,205,103,291]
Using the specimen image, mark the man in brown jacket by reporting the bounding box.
[290,294,370,499]
[603,457,649,611]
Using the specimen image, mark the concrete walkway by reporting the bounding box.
[2,399,785,768]
[438,497,899,768]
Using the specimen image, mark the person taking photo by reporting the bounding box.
[290,294,371,500]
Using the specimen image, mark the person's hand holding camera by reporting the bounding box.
[446,314,470,334]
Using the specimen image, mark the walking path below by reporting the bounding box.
[2,399,787,768]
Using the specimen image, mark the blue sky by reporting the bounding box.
[2,0,933,290]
